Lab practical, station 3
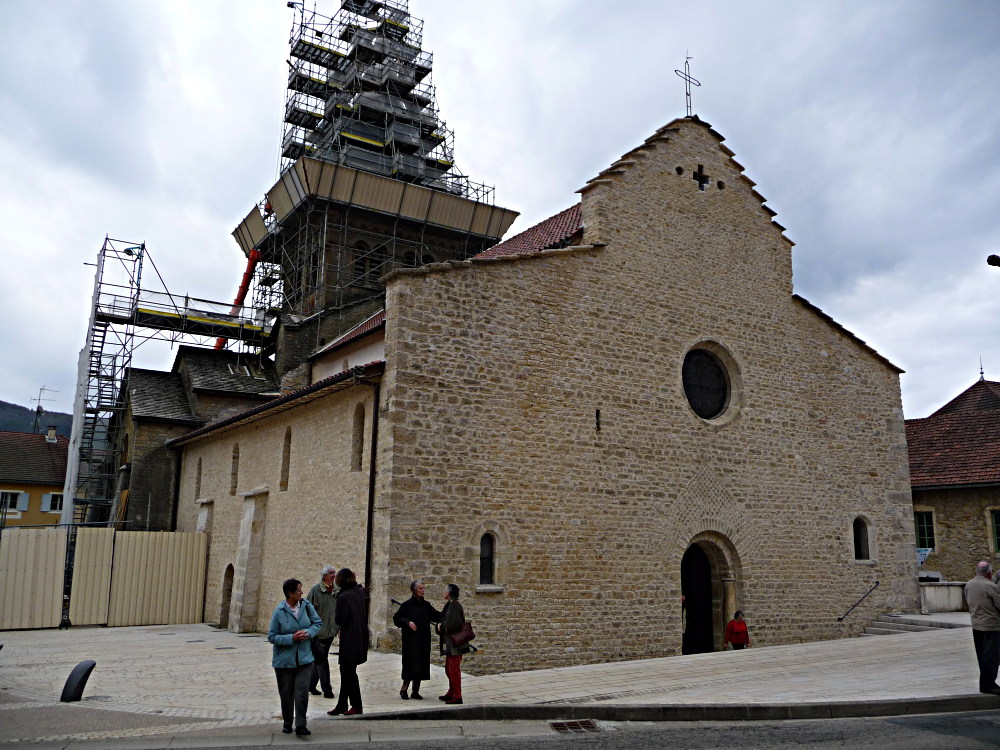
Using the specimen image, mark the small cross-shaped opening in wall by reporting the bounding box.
[692,164,710,191]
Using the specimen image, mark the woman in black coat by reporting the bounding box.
[327,568,368,716]
[393,580,441,700]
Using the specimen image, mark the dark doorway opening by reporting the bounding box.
[219,564,235,629]
[681,544,714,654]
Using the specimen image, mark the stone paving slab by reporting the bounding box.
[0,615,992,746]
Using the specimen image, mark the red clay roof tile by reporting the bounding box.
[905,380,1000,488]
[475,204,582,259]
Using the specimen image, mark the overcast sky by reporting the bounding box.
[1,0,998,420]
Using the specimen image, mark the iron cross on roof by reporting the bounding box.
[674,54,701,118]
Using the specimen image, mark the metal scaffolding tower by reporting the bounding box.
[233,0,516,364]
[61,238,271,525]
[282,0,484,199]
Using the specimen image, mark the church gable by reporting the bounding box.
[578,117,792,299]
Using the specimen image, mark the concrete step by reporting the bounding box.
[872,621,940,633]
[876,614,970,629]
[863,627,908,636]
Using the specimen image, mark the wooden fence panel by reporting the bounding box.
[69,527,115,625]
[0,528,66,630]
[106,532,207,627]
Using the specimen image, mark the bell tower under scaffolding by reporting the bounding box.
[232,0,518,376]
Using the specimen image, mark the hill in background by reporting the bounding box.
[0,401,73,437]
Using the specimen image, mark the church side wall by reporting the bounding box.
[913,487,1000,581]
[376,121,919,674]
[175,385,375,631]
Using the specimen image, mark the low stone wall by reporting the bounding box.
[919,582,967,614]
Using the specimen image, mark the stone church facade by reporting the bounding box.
[173,116,920,674]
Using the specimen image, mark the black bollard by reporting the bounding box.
[60,660,97,702]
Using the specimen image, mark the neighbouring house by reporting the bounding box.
[905,377,1000,582]
[0,428,68,528]
[167,115,921,674]
[111,346,279,530]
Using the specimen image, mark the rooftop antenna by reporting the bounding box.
[674,53,701,117]
[30,385,57,433]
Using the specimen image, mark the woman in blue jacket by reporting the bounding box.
[267,577,322,736]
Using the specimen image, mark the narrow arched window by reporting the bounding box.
[479,533,495,585]
[230,444,239,495]
[853,517,870,560]
[280,427,291,491]
[351,403,365,472]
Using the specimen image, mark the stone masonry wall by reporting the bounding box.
[175,385,375,632]
[914,487,1000,581]
[374,119,919,674]
[126,420,191,531]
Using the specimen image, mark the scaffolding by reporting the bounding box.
[62,238,271,525]
[282,0,486,200]
[236,1,518,359]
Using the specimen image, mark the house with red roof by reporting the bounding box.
[0,428,68,528]
[906,378,1000,581]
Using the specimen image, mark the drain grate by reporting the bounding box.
[550,720,601,734]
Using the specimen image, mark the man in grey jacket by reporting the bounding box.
[307,565,340,699]
[965,561,1000,696]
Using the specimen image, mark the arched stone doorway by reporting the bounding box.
[681,532,742,654]
[219,564,235,629]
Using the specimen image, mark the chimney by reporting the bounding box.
[46,425,57,443]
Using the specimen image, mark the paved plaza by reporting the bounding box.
[1,612,998,747]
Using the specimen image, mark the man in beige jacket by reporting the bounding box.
[965,561,1000,696]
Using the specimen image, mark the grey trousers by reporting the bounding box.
[274,663,312,729]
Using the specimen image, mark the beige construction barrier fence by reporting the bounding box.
[0,527,206,630]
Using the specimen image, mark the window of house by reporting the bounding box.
[1,491,21,509]
[195,457,203,499]
[351,404,365,472]
[992,510,1000,554]
[280,427,292,491]
[43,493,64,513]
[230,444,240,495]
[914,510,935,549]
[852,517,870,560]
[479,533,496,585]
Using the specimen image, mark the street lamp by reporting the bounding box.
[989,254,1000,267]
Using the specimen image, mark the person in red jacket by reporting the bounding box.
[724,610,750,650]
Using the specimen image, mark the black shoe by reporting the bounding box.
[295,726,311,736]
[328,706,347,715]
[309,688,322,696]
[411,692,423,700]
[445,697,463,704]
[282,726,293,734]
[323,691,335,699]
[981,686,1000,696]
[399,689,409,700]
[438,694,451,701]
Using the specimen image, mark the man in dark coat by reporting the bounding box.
[393,580,441,699]
[327,568,368,716]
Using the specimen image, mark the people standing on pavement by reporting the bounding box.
[328,568,368,715]
[267,578,322,736]
[307,564,340,699]
[438,583,470,705]
[965,560,1000,696]
[393,579,441,700]
[724,610,751,650]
